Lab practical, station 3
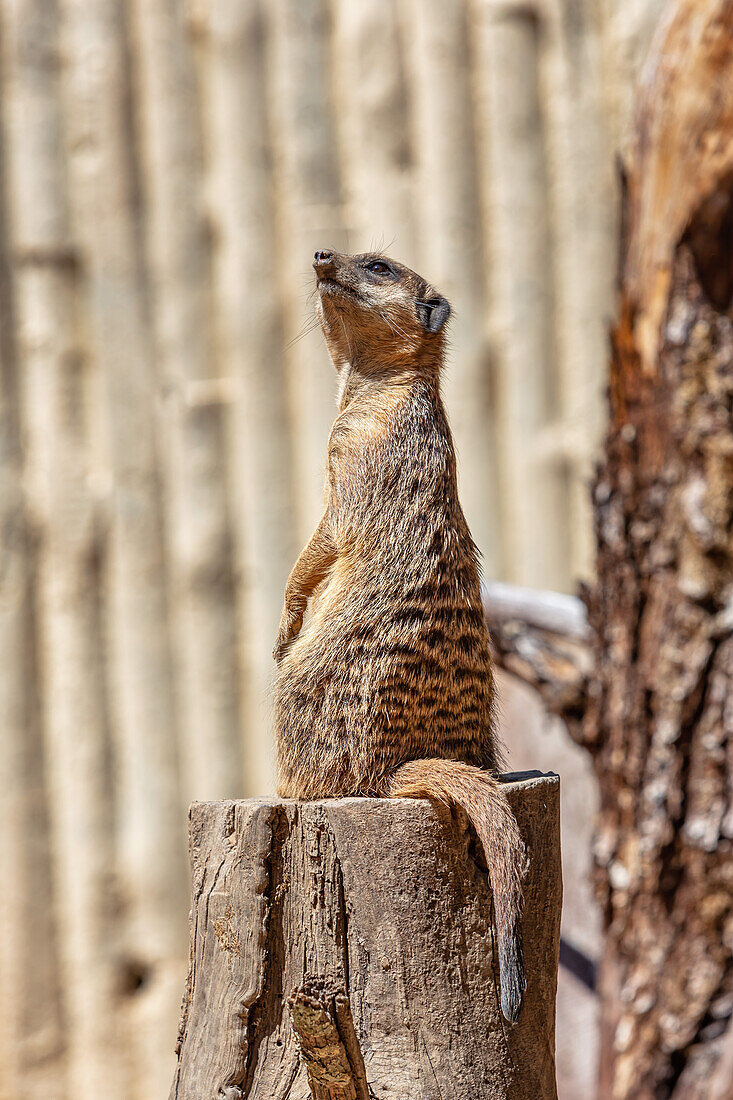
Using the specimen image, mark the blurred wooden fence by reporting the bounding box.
[0,0,664,1096]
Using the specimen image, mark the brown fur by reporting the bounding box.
[274,249,526,1021]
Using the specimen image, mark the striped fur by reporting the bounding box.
[274,250,526,1020]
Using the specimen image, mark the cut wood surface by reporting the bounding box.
[170,772,561,1100]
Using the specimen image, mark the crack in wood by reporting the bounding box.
[333,831,351,997]
[288,983,370,1100]
[240,803,289,1094]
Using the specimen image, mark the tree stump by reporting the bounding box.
[169,772,561,1100]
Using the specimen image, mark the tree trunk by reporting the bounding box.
[585,3,733,1095]
[169,773,561,1100]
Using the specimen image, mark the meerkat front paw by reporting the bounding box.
[272,631,291,664]
[273,604,305,664]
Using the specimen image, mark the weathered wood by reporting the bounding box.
[287,984,370,1100]
[585,3,733,1096]
[170,772,561,1100]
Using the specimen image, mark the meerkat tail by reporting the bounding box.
[387,758,526,1023]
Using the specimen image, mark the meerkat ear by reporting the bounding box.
[417,296,451,334]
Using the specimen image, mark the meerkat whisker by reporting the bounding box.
[285,319,322,350]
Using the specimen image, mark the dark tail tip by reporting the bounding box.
[499,932,526,1024]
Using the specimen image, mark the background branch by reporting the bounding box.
[482,581,594,744]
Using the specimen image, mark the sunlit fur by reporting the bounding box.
[274,250,526,1022]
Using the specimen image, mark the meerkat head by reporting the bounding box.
[312,249,451,372]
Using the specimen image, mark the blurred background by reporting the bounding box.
[0,0,669,1097]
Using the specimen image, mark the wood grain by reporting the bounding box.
[170,773,561,1099]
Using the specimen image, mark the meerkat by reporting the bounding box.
[273,249,525,1022]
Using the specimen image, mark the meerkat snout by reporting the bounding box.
[313,249,335,273]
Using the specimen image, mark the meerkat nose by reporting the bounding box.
[313,249,335,275]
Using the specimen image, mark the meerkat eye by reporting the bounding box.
[365,260,393,277]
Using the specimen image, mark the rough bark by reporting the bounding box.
[170,773,561,1100]
[286,985,370,1100]
[585,3,733,1096]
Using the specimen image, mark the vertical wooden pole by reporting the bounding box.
[0,12,65,1095]
[203,0,298,796]
[539,0,617,583]
[129,0,243,816]
[404,0,502,575]
[4,0,123,1092]
[473,0,567,589]
[331,0,417,263]
[58,0,185,1092]
[268,0,347,543]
